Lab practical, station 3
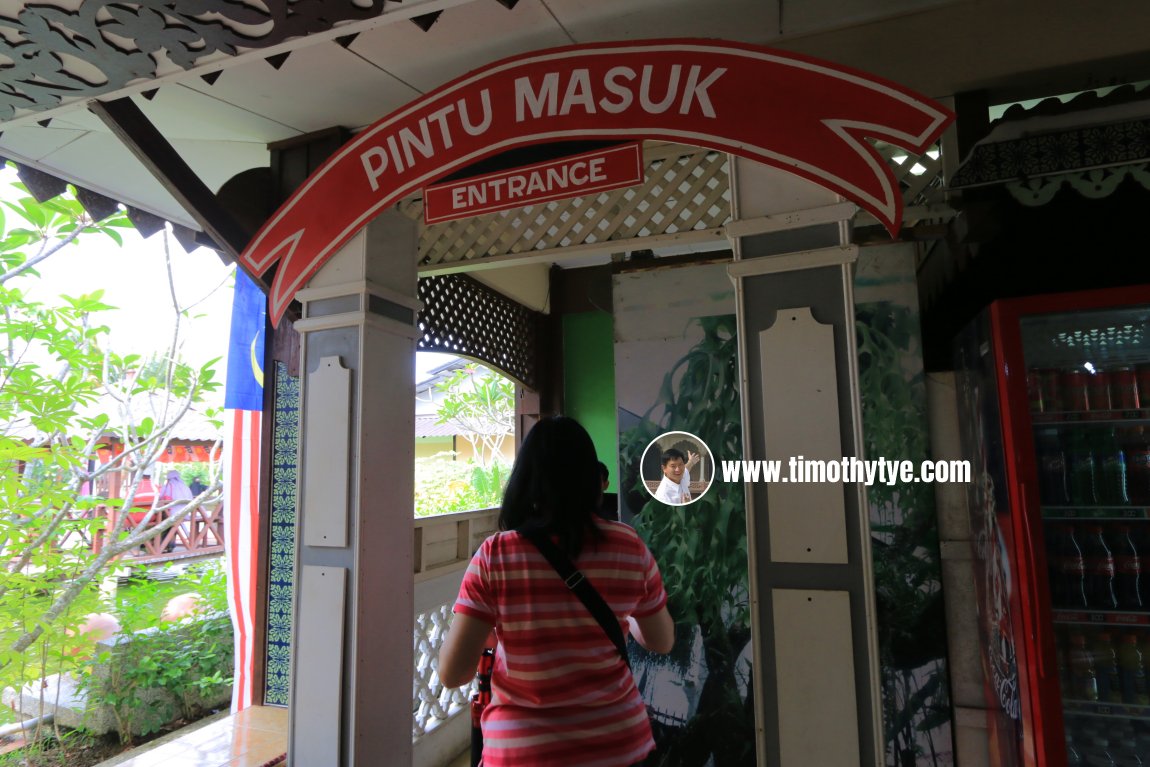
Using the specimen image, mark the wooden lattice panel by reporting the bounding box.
[875,140,945,211]
[401,141,947,260]
[403,146,731,267]
[417,274,538,389]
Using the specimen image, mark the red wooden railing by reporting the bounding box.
[94,501,225,562]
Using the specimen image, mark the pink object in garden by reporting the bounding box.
[77,612,121,641]
[162,592,203,622]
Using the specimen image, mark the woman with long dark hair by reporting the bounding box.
[440,416,674,767]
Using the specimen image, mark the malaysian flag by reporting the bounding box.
[223,269,266,712]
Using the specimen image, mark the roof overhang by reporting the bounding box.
[950,93,1150,191]
[4,0,1150,266]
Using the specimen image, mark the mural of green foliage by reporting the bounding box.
[856,301,951,767]
[619,314,754,767]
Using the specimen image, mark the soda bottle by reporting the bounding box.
[1137,364,1150,410]
[1111,367,1140,412]
[1067,738,1084,766]
[1028,370,1044,413]
[1060,524,1090,609]
[1078,722,1100,749]
[1095,428,1130,506]
[1126,439,1150,507]
[1064,369,1091,414]
[1069,632,1099,701]
[1137,632,1150,677]
[1039,369,1065,418]
[1087,738,1118,766]
[1137,736,1150,765]
[1092,631,1122,703]
[1084,525,1119,610]
[1116,739,1143,767]
[1113,525,1144,609]
[1037,431,1071,506]
[1068,430,1099,507]
[1058,634,1072,695]
[1088,371,1113,419]
[1049,525,1066,606]
[1119,634,1150,705]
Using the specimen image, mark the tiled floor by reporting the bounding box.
[95,705,288,767]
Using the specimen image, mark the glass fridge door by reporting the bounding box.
[1021,304,1150,766]
[956,311,1029,767]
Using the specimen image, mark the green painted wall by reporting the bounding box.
[562,311,618,492]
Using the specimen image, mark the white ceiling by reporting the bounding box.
[1,0,1149,234]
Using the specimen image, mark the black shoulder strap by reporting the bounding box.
[518,528,630,670]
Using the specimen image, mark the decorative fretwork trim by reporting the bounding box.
[0,1,394,120]
[950,117,1150,188]
[1007,163,1150,206]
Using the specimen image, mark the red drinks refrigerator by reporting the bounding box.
[955,285,1150,767]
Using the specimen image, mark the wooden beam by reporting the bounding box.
[89,97,251,268]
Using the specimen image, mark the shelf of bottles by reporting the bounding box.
[1020,309,1150,765]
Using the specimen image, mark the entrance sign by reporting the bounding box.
[241,39,953,324]
[423,142,644,224]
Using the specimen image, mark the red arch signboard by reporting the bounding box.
[240,39,952,323]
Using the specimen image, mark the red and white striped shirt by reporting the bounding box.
[454,519,668,767]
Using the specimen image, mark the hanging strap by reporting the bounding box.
[518,528,630,670]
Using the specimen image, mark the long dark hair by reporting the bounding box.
[498,415,603,558]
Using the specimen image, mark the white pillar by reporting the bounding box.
[727,159,883,767]
[288,209,419,767]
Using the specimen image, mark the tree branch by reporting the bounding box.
[5,477,223,659]
[0,225,87,285]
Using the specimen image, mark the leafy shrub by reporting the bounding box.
[77,562,233,744]
[0,727,108,767]
[0,180,223,705]
[414,453,508,517]
[177,462,212,489]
